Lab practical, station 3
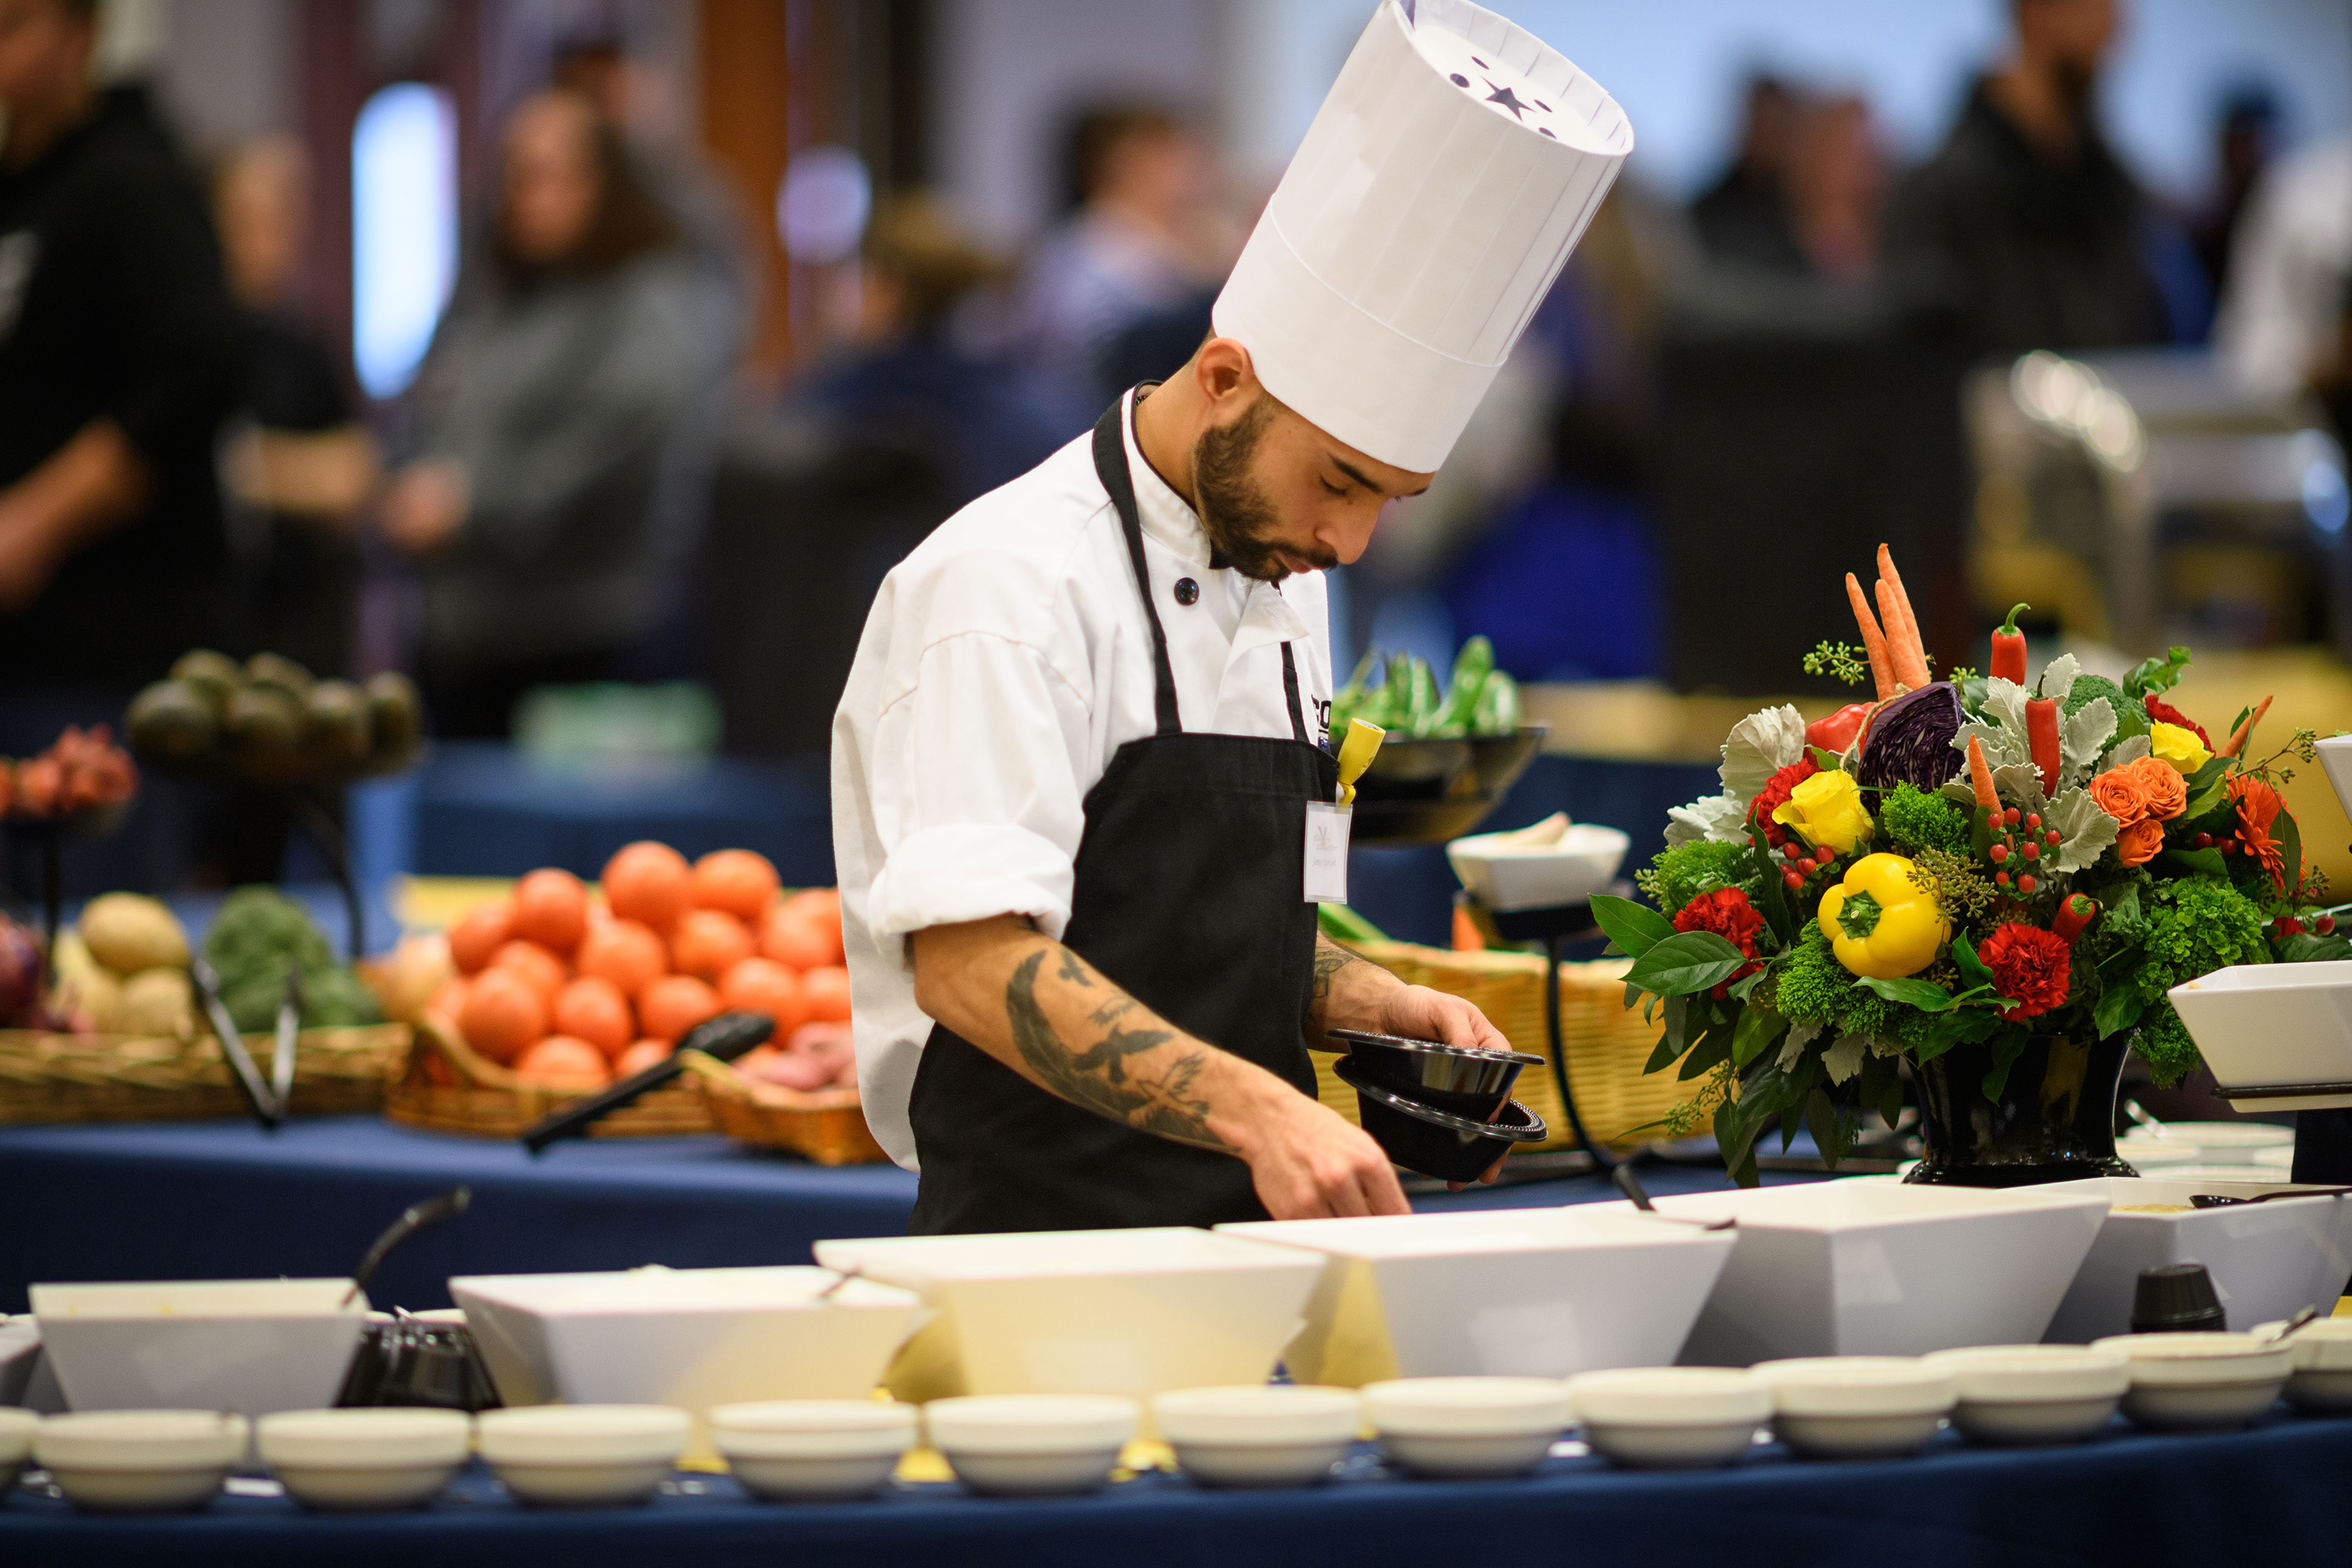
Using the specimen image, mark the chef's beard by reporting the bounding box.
[1192,394,1336,583]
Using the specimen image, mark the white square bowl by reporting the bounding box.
[1631,1181,2112,1366]
[2169,962,2352,1111]
[1446,826,1630,912]
[30,1279,371,1417]
[448,1265,925,1441]
[1215,1206,1735,1384]
[2035,1178,2352,1341]
[814,1228,1323,1409]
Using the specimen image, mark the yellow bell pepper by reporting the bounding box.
[1816,852,1947,979]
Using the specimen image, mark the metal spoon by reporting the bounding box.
[2266,1306,2321,1343]
[2190,1186,2352,1209]
[2123,1102,2169,1139]
[1613,1164,1737,1230]
[343,1186,472,1308]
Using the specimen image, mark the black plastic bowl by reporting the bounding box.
[1329,1028,1544,1120]
[1334,1058,1548,1182]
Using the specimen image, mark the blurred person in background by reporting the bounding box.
[2191,85,2281,305]
[2213,129,2352,429]
[1879,0,2177,356]
[1690,74,1804,274]
[1007,103,1223,405]
[380,88,701,740]
[0,0,241,720]
[1785,95,1886,285]
[213,135,378,680]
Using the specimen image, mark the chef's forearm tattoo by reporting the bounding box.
[1310,938,1365,1011]
[1005,947,1233,1152]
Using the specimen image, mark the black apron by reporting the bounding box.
[904,395,1339,1233]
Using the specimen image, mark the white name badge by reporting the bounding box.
[1304,800,1352,903]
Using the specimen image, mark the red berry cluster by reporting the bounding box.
[2189,831,2238,856]
[1779,840,1840,892]
[1984,806,2060,897]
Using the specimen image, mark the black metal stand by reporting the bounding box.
[278,787,365,962]
[1458,889,1632,1181]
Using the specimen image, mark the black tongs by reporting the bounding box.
[519,1011,775,1156]
[191,956,281,1131]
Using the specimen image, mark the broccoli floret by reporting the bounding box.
[1764,924,1889,1036]
[1879,783,1973,858]
[204,886,382,1032]
[1638,840,1759,915]
[2064,674,2146,741]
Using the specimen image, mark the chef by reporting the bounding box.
[833,0,1631,1232]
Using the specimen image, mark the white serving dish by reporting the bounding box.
[1446,824,1630,912]
[1217,1206,1734,1385]
[2319,734,2352,817]
[477,1404,689,1507]
[2170,963,2352,1110]
[814,1229,1322,1413]
[0,1406,35,1492]
[2035,1178,2352,1340]
[925,1394,1137,1497]
[1923,1345,2129,1445]
[449,1265,923,1457]
[1632,1181,2110,1365]
[2113,1138,2203,1170]
[0,1316,45,1410]
[2092,1333,2292,1432]
[34,1410,248,1513]
[1151,1385,1360,1488]
[2254,1145,2296,1170]
[2250,1319,2352,1411]
[1566,1367,1767,1469]
[706,1399,918,1501]
[31,1279,371,1418]
[1758,1356,1955,1460]
[1361,1376,1570,1479]
[256,1407,472,1512]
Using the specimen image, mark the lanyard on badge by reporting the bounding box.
[1305,719,1383,904]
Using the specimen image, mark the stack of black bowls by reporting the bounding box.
[1329,1029,1549,1182]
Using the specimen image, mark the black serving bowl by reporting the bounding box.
[1348,725,1550,847]
[1329,1028,1544,1120]
[1334,1058,1548,1182]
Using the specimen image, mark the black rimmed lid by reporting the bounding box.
[1333,1057,1548,1142]
[1327,1028,1544,1068]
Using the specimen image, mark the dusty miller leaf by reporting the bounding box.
[1990,762,2045,810]
[2060,697,2117,785]
[1822,1033,1868,1084]
[2037,652,2082,702]
[2103,732,2151,770]
[1667,792,1751,848]
[1777,1016,1824,1071]
[2045,786,2122,873]
[1980,677,2032,735]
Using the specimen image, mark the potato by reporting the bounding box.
[79,893,189,975]
[116,967,196,1040]
[51,964,121,1033]
[50,927,97,984]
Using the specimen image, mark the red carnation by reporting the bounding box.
[1977,921,2072,1021]
[1748,758,1819,848]
[1673,887,1766,998]
[2142,695,2212,750]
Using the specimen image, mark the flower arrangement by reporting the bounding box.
[1599,546,2336,1185]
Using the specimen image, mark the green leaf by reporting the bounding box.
[1951,931,1995,991]
[1726,967,1768,1001]
[2160,847,2229,880]
[1624,979,1642,1011]
[2093,982,2147,1037]
[1805,1087,1846,1167]
[1590,894,1674,960]
[1678,1025,1735,1082]
[1981,1026,2031,1098]
[2125,645,2191,699]
[1748,819,1794,946]
[1731,1004,1787,1068]
[1856,975,1958,1011]
[2276,808,2303,896]
[1662,993,1696,1054]
[1643,1031,1682,1075]
[1715,1086,1767,1186]
[1625,931,1750,996]
[2181,757,2232,820]
[1909,1005,2002,1064]
[2280,931,2352,964]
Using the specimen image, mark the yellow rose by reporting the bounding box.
[1773,768,1874,855]
[2148,722,2211,775]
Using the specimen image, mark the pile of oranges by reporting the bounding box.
[426,841,849,1091]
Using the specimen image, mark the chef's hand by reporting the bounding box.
[1232,1079,1410,1219]
[1377,983,1512,1055]
[380,459,469,554]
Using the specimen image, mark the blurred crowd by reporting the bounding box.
[0,0,2348,765]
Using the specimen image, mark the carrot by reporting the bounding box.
[1876,543,1922,647]
[2220,695,2273,760]
[1967,734,1999,815]
[1875,579,1929,691]
[1845,574,1895,701]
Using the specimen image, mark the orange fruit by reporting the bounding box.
[602,841,692,932]
[553,975,634,1060]
[691,849,781,921]
[514,1035,610,1087]
[448,899,513,975]
[511,868,590,953]
[490,939,568,1006]
[575,918,666,998]
[613,1038,671,1077]
[800,965,852,1022]
[458,969,546,1065]
[638,974,722,1043]
[670,908,753,982]
[425,975,468,1024]
[719,956,808,1036]
[758,906,843,970]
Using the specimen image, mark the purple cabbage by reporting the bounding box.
[1857,681,1964,794]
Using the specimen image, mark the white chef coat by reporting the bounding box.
[830,389,1336,1170]
[2216,136,2352,401]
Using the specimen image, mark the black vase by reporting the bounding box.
[1905,1031,2139,1187]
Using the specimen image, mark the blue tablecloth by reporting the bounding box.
[0,1116,1788,1313]
[7,1417,2351,1568]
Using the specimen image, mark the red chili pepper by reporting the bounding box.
[1990,604,2030,685]
[2027,696,2060,799]
[2053,894,2097,945]
[1805,702,1872,755]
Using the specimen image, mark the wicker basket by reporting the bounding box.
[0,1023,409,1125]
[674,1050,888,1166]
[1316,939,1719,1154]
[382,1018,714,1139]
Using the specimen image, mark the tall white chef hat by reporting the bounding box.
[1212,0,1632,474]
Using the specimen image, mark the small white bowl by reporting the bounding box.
[1151,1385,1360,1489]
[1362,1377,1570,1479]
[1446,825,1630,912]
[34,1410,248,1514]
[1923,1345,2128,1446]
[2150,1122,2295,1152]
[1758,1357,1955,1461]
[477,1405,689,1507]
[2092,1333,2292,1432]
[2248,1320,2352,1412]
[2252,1145,2296,1170]
[0,1406,37,1492]
[924,1395,1138,1497]
[256,1407,472,1512]
[2113,1138,2203,1170]
[1566,1367,1767,1470]
[707,1400,918,1501]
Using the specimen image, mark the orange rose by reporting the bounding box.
[2089,766,2153,826]
[2114,818,2165,867]
[2118,756,2187,821]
